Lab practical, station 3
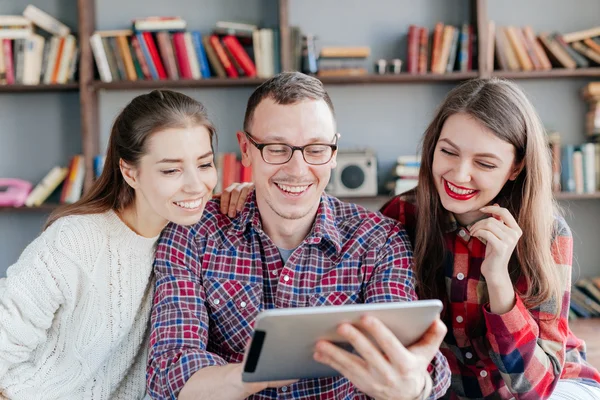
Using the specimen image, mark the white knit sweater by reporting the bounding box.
[0,210,158,400]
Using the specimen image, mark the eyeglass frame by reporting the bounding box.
[242,130,339,165]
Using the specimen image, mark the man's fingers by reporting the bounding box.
[407,318,447,363]
[314,340,370,390]
[336,322,398,379]
[358,316,413,372]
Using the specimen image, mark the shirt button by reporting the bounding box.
[213,299,220,305]
[272,270,277,276]
[283,275,290,282]
[456,316,464,323]
[281,386,288,392]
[240,301,247,308]
[457,273,465,280]
[459,230,467,237]
[480,370,488,378]
[465,352,473,359]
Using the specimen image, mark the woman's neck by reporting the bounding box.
[117,203,167,238]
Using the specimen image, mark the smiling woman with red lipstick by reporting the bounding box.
[381,78,600,400]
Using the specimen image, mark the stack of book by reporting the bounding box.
[406,23,475,74]
[391,154,420,196]
[570,277,600,320]
[0,5,78,85]
[491,25,600,71]
[547,131,599,194]
[316,46,370,77]
[91,18,281,82]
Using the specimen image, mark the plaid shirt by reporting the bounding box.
[147,192,451,399]
[381,194,600,400]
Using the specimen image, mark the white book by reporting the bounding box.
[0,27,33,39]
[66,155,85,204]
[22,34,45,85]
[25,166,68,207]
[23,5,70,37]
[133,18,186,31]
[260,29,274,77]
[90,33,112,82]
[184,32,201,79]
[56,34,76,83]
[0,15,31,27]
[43,36,60,84]
[582,143,596,194]
[216,21,257,32]
[252,29,264,78]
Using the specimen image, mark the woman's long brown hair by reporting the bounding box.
[45,89,216,228]
[414,78,562,314]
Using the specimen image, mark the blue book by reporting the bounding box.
[561,145,575,193]
[191,31,211,78]
[136,33,158,80]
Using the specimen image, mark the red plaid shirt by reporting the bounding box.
[381,194,600,400]
[147,192,450,399]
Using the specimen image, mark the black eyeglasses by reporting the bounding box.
[243,131,338,165]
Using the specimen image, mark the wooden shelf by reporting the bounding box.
[92,72,479,91]
[555,192,600,200]
[0,204,59,214]
[492,68,600,80]
[0,83,79,93]
[318,72,479,84]
[93,78,267,90]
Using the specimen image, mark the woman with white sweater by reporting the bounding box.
[0,89,218,399]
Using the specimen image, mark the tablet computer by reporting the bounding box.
[241,299,443,382]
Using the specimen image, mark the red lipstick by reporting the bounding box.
[443,179,478,201]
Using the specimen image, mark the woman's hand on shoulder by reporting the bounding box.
[214,182,254,218]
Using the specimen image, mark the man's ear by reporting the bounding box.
[329,150,337,169]
[237,131,252,168]
[329,133,340,169]
[120,159,139,189]
[509,161,524,181]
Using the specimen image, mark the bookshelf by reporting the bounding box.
[0,83,79,92]
[4,0,600,273]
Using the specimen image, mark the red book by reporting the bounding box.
[3,39,14,84]
[142,32,167,79]
[172,32,192,78]
[407,25,420,73]
[221,153,238,189]
[222,35,257,77]
[240,164,252,183]
[209,35,238,78]
[430,22,444,73]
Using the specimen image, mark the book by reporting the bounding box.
[25,166,68,207]
[23,5,70,36]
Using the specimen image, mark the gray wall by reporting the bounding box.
[3,0,600,281]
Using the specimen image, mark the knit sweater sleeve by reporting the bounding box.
[0,232,67,377]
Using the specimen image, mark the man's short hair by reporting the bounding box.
[243,71,336,131]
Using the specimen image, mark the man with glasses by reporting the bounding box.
[147,72,450,400]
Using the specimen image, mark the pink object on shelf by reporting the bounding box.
[0,178,33,207]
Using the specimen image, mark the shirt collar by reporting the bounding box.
[228,190,342,254]
[443,212,487,244]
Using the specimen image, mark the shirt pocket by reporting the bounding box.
[308,290,361,307]
[205,278,262,354]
